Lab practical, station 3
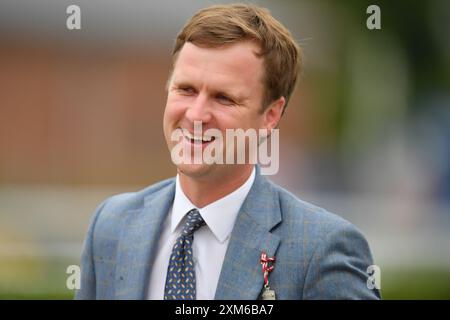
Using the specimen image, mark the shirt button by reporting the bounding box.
[193,257,198,264]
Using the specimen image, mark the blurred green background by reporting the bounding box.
[1,0,449,299]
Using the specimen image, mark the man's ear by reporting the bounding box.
[263,96,285,130]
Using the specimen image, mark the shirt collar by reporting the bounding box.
[171,166,256,243]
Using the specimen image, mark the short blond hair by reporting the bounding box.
[171,3,301,113]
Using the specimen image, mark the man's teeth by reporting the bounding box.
[184,130,214,142]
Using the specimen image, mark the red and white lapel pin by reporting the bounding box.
[260,251,276,300]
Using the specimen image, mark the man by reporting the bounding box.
[76,4,380,300]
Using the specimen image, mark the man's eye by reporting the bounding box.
[216,95,234,105]
[177,87,195,95]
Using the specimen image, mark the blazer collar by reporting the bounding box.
[214,166,282,299]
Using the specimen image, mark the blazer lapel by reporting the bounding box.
[215,167,282,300]
[114,181,175,299]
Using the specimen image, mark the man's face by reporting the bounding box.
[163,41,273,180]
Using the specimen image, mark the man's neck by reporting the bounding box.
[178,165,254,208]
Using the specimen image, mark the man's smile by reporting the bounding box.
[180,128,217,146]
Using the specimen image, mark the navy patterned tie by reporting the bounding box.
[164,208,206,300]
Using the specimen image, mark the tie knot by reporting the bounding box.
[182,209,205,237]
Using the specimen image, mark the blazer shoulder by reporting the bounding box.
[102,177,174,212]
[269,180,361,234]
[91,177,175,233]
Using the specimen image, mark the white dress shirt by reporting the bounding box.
[147,167,256,300]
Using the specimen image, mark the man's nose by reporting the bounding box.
[185,93,212,124]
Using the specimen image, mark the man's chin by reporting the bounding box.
[176,162,215,179]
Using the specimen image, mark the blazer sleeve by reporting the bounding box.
[74,200,108,300]
[302,221,381,300]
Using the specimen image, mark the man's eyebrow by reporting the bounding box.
[171,79,193,88]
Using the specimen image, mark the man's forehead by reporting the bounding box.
[183,42,260,67]
[172,42,264,86]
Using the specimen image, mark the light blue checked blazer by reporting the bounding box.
[75,166,381,300]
